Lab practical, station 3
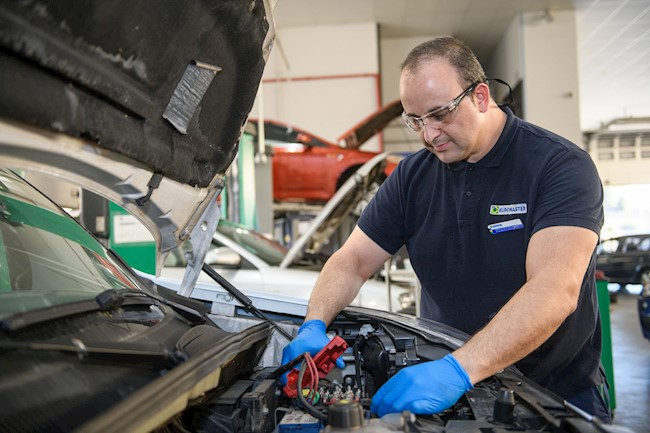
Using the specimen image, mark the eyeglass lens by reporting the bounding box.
[403,83,477,132]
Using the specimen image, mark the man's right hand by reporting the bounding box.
[280,319,345,384]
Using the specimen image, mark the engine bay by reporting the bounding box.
[156,310,599,433]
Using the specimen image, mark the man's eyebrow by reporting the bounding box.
[405,103,444,118]
[426,104,444,113]
[423,103,447,116]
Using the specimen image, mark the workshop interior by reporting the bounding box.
[0,1,649,432]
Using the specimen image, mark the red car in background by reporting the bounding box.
[247,100,403,203]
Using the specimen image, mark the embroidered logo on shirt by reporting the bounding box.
[489,203,527,215]
[487,218,524,234]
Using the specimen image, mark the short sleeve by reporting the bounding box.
[531,148,604,236]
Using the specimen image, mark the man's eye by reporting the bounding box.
[433,112,448,122]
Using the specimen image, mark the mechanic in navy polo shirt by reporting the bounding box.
[282,37,608,421]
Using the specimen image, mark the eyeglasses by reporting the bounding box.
[401,82,480,132]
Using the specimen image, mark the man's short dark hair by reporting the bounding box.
[401,37,487,88]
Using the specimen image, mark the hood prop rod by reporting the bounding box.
[201,263,293,341]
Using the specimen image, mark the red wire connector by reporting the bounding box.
[283,336,348,398]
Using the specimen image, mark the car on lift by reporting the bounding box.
[596,234,650,287]
[247,105,402,203]
[0,2,631,432]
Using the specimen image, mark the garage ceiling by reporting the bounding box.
[272,0,650,131]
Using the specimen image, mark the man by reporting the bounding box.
[282,37,608,421]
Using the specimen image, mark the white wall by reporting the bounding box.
[489,11,648,190]
[380,36,438,105]
[253,23,381,149]
[489,11,582,147]
[487,17,523,104]
[265,23,379,78]
[521,10,582,146]
[256,13,584,154]
[379,36,445,154]
[381,18,583,154]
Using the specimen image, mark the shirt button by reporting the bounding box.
[466,191,472,196]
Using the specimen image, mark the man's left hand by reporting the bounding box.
[370,354,473,416]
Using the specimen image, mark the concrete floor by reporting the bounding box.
[609,289,650,433]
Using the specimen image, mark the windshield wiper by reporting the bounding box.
[0,289,153,332]
[106,247,211,323]
[0,338,183,368]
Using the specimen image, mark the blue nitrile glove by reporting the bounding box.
[280,319,345,384]
[370,354,473,417]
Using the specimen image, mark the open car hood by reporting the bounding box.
[337,99,403,149]
[280,152,389,269]
[0,1,275,283]
[269,103,406,268]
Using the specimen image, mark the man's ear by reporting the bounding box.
[474,83,490,113]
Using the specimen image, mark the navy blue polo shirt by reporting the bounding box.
[358,107,604,397]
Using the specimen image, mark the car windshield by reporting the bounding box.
[0,169,141,320]
[217,220,288,266]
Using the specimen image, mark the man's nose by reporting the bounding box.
[422,121,442,143]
